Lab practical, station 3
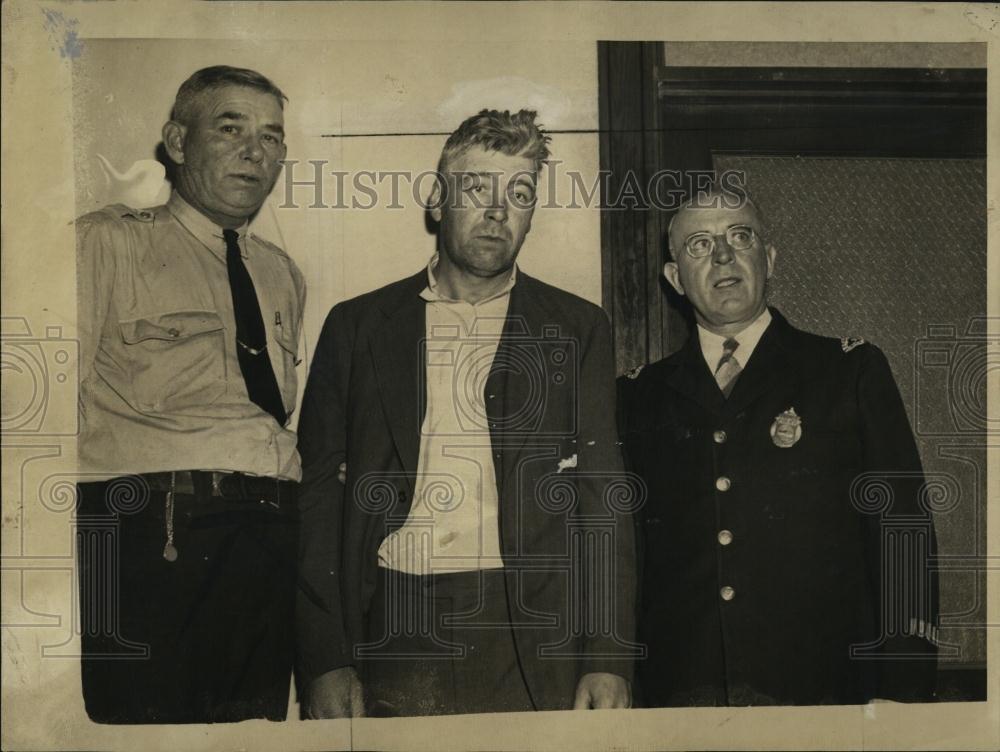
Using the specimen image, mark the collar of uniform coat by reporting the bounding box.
[664,307,801,415]
[696,308,773,374]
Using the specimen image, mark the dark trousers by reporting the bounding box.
[359,568,535,717]
[76,478,298,724]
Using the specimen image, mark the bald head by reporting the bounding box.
[668,191,767,260]
[662,189,777,337]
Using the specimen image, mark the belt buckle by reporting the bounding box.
[262,479,280,510]
[211,472,224,497]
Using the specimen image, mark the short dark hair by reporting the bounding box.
[170,65,287,125]
[439,109,551,174]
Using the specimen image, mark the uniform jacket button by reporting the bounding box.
[713,430,727,444]
[715,476,731,492]
[720,585,735,601]
[718,529,733,546]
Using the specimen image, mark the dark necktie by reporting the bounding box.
[223,229,287,425]
[714,338,742,398]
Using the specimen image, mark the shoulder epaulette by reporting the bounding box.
[248,232,288,256]
[107,204,158,222]
[624,364,645,379]
[840,336,866,353]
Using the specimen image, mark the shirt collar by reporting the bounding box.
[420,253,518,304]
[697,308,772,371]
[167,191,249,261]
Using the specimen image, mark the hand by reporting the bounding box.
[305,666,365,719]
[573,672,631,709]
[338,462,346,484]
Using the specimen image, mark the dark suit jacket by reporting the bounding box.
[296,269,637,711]
[619,308,938,706]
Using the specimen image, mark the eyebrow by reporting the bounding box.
[215,111,285,137]
[687,222,753,235]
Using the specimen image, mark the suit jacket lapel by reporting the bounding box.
[725,308,799,414]
[370,271,427,491]
[662,331,728,417]
[489,277,536,485]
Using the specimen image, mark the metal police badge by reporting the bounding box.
[770,407,802,448]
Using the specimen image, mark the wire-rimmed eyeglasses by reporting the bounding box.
[683,225,758,258]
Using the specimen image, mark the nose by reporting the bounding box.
[240,134,265,163]
[711,235,735,265]
[485,192,509,223]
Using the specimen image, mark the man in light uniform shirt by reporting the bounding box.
[75,65,304,723]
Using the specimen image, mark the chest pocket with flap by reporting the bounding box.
[118,310,228,413]
[270,316,300,414]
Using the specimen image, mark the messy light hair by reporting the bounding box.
[438,109,552,174]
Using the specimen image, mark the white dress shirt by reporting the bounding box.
[377,255,516,574]
[697,309,772,374]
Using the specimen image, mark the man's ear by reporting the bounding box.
[663,261,685,296]
[161,121,187,165]
[765,243,777,279]
[427,177,444,223]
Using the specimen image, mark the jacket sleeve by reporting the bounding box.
[856,344,939,701]
[295,303,355,684]
[575,310,639,682]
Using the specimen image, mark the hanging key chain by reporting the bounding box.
[163,471,178,562]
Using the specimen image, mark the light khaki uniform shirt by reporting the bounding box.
[76,192,305,481]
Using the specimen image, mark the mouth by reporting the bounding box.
[713,276,741,289]
[229,173,263,185]
[476,234,508,243]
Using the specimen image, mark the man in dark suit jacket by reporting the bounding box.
[619,190,938,706]
[297,109,637,717]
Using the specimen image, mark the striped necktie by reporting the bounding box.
[714,338,742,398]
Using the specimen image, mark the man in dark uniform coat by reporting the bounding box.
[619,191,938,706]
[297,110,636,717]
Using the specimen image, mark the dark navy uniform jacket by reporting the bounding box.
[619,308,938,706]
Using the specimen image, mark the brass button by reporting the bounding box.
[715,476,731,492]
[718,529,733,546]
[713,430,727,444]
[720,586,735,601]
[167,327,180,338]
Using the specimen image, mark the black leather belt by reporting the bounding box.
[141,471,295,508]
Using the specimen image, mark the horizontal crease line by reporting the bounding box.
[319,129,603,138]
